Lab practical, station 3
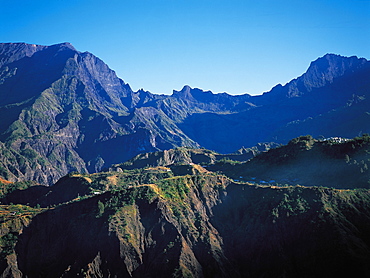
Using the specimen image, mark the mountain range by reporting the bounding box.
[0,42,369,185]
[1,42,370,278]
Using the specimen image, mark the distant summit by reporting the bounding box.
[260,53,369,99]
[303,53,368,89]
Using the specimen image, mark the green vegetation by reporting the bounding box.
[96,201,105,218]
[157,177,190,201]
[208,134,370,189]
[0,143,369,277]
[0,134,369,276]
[5,120,32,142]
[0,204,45,258]
[272,190,310,218]
[0,180,36,198]
[19,148,38,160]
[215,157,242,165]
[0,232,17,256]
[70,169,174,195]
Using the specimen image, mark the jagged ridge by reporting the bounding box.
[0,43,369,185]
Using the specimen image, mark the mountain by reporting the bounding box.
[0,43,369,185]
[180,54,370,152]
[209,134,370,189]
[0,43,197,184]
[0,149,370,277]
[109,142,278,171]
[106,134,370,190]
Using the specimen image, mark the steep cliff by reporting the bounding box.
[0,163,370,277]
[0,43,197,184]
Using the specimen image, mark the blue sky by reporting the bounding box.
[1,0,369,95]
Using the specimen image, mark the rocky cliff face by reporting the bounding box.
[0,43,369,185]
[0,164,370,277]
[0,43,197,184]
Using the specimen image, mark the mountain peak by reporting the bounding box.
[0,42,78,68]
[172,85,192,96]
[180,84,192,91]
[51,42,77,51]
[172,85,193,100]
[302,53,369,89]
[172,85,215,99]
[0,42,76,52]
[308,53,367,71]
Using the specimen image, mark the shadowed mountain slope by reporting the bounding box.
[208,134,370,189]
[0,161,369,277]
[180,54,370,152]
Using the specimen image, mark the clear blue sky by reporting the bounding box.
[1,0,369,95]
